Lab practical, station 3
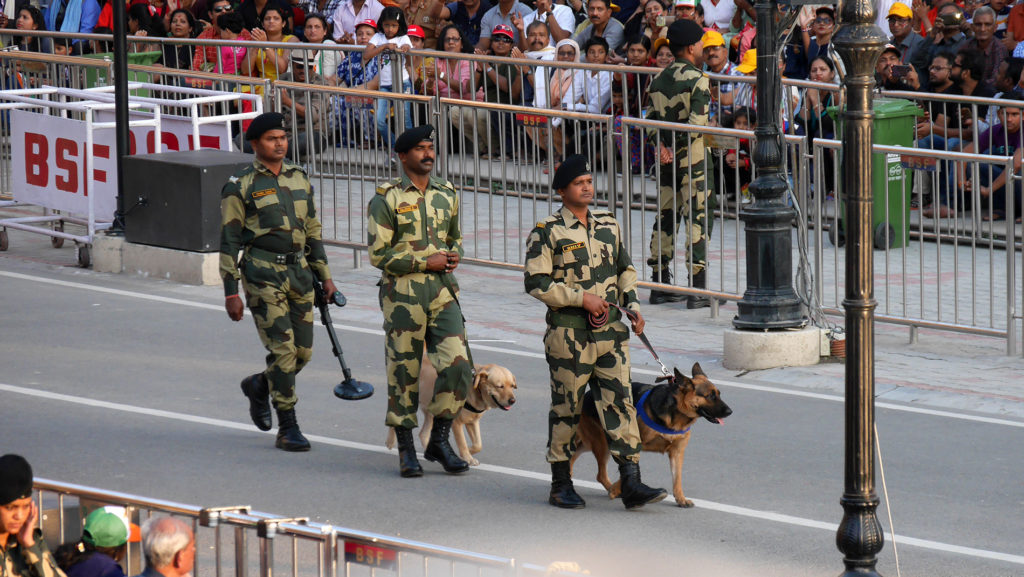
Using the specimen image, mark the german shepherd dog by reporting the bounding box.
[572,363,732,507]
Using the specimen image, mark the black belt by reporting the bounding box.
[248,246,305,265]
[546,306,621,330]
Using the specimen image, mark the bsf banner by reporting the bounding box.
[10,109,233,217]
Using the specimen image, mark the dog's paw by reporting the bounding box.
[608,488,621,500]
[675,497,694,508]
[468,457,480,466]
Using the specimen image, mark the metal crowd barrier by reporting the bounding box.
[32,478,589,577]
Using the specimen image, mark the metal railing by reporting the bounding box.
[32,478,589,577]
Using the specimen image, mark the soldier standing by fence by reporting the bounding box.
[525,155,668,510]
[368,125,473,478]
[645,18,715,308]
[220,112,339,453]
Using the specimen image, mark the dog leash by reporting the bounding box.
[589,303,673,380]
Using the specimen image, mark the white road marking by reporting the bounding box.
[3,270,1022,428]
[1,381,1022,566]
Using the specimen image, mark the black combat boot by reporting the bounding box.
[393,426,423,478]
[240,373,272,431]
[618,461,667,510]
[649,268,686,305]
[423,417,470,474]
[688,268,712,309]
[549,461,585,509]
[274,408,311,452]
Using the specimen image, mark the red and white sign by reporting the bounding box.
[10,109,233,217]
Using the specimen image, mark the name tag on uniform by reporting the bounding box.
[562,242,585,253]
[396,204,417,214]
[253,189,276,199]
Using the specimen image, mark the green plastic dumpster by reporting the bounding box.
[827,98,923,249]
[85,51,163,97]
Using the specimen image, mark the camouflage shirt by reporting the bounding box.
[0,531,66,577]
[524,206,640,314]
[646,58,711,168]
[219,159,331,297]
[367,173,463,290]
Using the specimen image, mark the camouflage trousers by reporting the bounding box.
[646,160,716,277]
[380,274,472,429]
[543,323,641,464]
[241,256,315,411]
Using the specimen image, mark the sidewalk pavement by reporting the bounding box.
[2,202,1022,420]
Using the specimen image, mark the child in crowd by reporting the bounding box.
[363,6,413,149]
[582,37,612,114]
[217,12,248,75]
[334,18,380,148]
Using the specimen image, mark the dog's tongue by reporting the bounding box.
[500,405,511,411]
[714,418,724,425]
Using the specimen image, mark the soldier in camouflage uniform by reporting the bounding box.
[0,455,65,577]
[368,125,473,478]
[220,112,339,452]
[646,18,716,308]
[525,155,668,510]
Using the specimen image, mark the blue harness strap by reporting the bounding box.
[636,389,691,436]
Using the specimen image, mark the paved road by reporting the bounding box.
[2,239,1023,577]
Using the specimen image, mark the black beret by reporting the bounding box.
[394,125,435,153]
[0,454,33,506]
[245,112,287,141]
[552,154,591,190]
[667,18,704,49]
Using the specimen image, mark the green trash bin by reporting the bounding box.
[84,51,163,97]
[827,98,923,249]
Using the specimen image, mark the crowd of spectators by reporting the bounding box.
[1,0,1022,219]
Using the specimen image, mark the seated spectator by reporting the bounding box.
[245,5,300,91]
[440,0,493,47]
[0,454,64,577]
[480,25,525,158]
[721,106,754,203]
[530,38,585,170]
[217,12,249,75]
[333,18,380,146]
[363,6,413,148]
[651,36,673,69]
[958,92,1024,222]
[130,518,193,577]
[10,6,52,54]
[965,6,1008,90]
[703,30,738,119]
[45,0,102,49]
[426,24,485,154]
[193,0,252,75]
[798,56,839,197]
[332,0,385,44]
[55,507,141,577]
[128,4,167,52]
[298,13,341,82]
[239,0,293,31]
[161,9,197,69]
[476,0,531,52]
[572,0,624,57]
[521,0,573,46]
[913,3,968,79]
[731,48,757,112]
[581,36,612,114]
[524,19,555,59]
[275,52,329,158]
[887,2,925,73]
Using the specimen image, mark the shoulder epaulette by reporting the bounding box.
[375,178,402,196]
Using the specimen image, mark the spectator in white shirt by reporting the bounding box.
[521,0,574,46]
[331,0,384,44]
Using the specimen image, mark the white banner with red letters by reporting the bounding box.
[10,109,233,217]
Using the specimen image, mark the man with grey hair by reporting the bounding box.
[965,5,1008,89]
[132,518,194,577]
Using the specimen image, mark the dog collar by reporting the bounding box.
[463,400,485,414]
[636,390,691,436]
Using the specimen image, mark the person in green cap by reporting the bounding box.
[55,506,140,577]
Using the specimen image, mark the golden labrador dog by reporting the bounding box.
[572,363,732,507]
[386,356,517,466]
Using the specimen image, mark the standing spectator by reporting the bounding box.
[703,29,738,118]
[193,0,252,74]
[239,0,293,31]
[131,518,193,577]
[55,507,140,577]
[581,36,612,114]
[700,0,735,33]
[480,28,525,158]
[331,0,384,43]
[798,56,839,195]
[521,0,573,46]
[887,2,925,71]
[300,0,345,25]
[964,6,1008,90]
[913,3,968,77]
[673,0,695,23]
[875,0,910,33]
[523,156,666,510]
[221,112,339,451]
[990,0,1011,38]
[44,0,101,47]
[299,13,341,81]
[1003,0,1024,54]
[646,18,713,307]
[651,36,673,68]
[406,0,448,48]
[477,0,531,52]
[10,6,52,54]
[0,455,64,577]
[161,9,197,69]
[367,124,474,478]
[245,5,300,90]
[802,6,834,69]
[615,35,653,174]
[731,47,757,112]
[364,6,413,148]
[721,106,754,202]
[424,24,484,154]
[572,0,625,56]
[334,18,380,146]
[439,0,492,47]
[216,13,248,75]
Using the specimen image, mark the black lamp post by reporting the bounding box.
[732,0,805,330]
[832,0,886,573]
[107,0,130,234]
